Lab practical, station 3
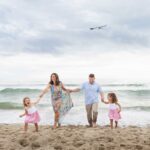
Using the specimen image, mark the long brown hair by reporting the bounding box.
[23,97,30,107]
[108,93,118,103]
[49,73,60,86]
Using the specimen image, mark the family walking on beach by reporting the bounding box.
[20,73,121,132]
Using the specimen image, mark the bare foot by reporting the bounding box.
[53,123,57,129]
[92,123,97,128]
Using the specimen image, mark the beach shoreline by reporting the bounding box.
[0,124,150,150]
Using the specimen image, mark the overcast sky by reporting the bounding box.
[0,0,150,84]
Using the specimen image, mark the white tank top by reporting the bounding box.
[27,106,37,114]
[109,103,117,110]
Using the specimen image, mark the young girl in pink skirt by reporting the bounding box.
[20,97,41,132]
[103,93,121,129]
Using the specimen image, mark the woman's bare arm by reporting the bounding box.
[61,83,79,92]
[39,84,51,98]
[61,83,68,91]
[19,109,27,117]
[32,96,41,105]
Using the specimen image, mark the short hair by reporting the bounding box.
[89,73,95,78]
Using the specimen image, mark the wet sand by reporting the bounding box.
[0,124,150,150]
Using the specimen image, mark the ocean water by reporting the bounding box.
[0,83,150,126]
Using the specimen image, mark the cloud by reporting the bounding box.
[0,0,150,56]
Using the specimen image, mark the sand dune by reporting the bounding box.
[0,124,150,150]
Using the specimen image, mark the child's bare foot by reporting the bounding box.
[53,123,57,129]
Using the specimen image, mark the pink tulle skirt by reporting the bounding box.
[109,109,121,121]
[25,111,40,123]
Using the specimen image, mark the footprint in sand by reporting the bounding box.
[31,141,41,148]
[19,139,29,147]
[29,135,38,141]
[135,145,143,150]
[53,144,63,150]
[73,141,85,148]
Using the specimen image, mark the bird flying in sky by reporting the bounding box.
[90,25,107,30]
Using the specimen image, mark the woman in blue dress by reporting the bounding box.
[39,73,71,128]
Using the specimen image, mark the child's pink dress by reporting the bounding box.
[108,103,121,121]
[25,106,40,123]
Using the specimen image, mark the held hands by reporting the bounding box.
[66,89,72,93]
[39,94,43,98]
[101,98,105,103]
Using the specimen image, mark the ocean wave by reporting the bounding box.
[1,87,150,93]
[116,90,150,95]
[0,102,23,109]
[102,84,145,87]
[0,102,149,111]
[0,88,41,94]
[123,106,150,111]
[0,102,51,110]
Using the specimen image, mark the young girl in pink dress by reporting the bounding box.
[20,97,41,132]
[103,93,121,129]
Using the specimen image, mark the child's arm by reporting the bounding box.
[19,109,27,117]
[19,113,25,117]
[116,103,121,112]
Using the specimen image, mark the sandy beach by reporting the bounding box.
[0,124,150,150]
